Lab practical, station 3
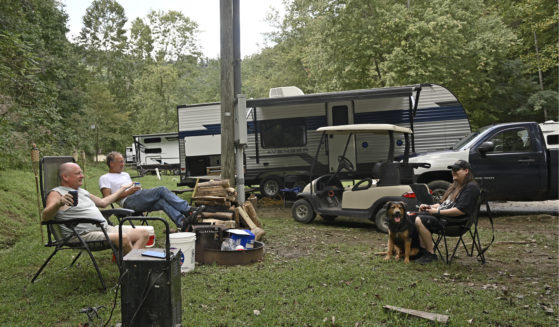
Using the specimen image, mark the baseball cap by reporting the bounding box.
[447,160,471,171]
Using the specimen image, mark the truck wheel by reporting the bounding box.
[292,199,316,223]
[374,206,389,234]
[260,177,282,197]
[428,180,451,203]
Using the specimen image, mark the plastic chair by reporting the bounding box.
[31,156,133,290]
[432,190,494,265]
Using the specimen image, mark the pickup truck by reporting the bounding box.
[408,121,558,201]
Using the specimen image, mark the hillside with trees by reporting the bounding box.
[1,0,557,169]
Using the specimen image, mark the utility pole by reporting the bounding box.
[220,0,235,185]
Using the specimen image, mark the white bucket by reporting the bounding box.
[120,225,156,248]
[169,232,196,273]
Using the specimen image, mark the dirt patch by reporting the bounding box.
[256,206,558,308]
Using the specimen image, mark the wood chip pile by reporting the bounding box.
[192,179,265,240]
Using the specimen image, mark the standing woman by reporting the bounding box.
[414,160,480,264]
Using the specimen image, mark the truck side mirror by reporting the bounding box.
[477,141,494,156]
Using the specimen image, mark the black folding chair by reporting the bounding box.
[31,156,133,290]
[432,190,494,265]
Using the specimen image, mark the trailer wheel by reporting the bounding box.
[374,206,389,234]
[260,177,282,197]
[428,180,451,203]
[292,199,316,223]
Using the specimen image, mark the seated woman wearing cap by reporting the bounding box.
[414,160,480,264]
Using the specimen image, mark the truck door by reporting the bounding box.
[327,102,355,173]
[469,126,546,200]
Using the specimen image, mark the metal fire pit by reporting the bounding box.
[198,241,265,266]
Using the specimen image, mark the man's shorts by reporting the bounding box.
[418,214,445,233]
[71,225,118,242]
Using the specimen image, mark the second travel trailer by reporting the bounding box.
[177,84,471,196]
[130,132,180,175]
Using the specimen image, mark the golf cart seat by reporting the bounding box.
[315,174,344,196]
[372,161,400,186]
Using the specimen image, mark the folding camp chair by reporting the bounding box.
[432,190,494,265]
[31,156,134,290]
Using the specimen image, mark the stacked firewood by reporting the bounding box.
[192,179,265,241]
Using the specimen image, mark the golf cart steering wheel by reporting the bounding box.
[337,155,354,172]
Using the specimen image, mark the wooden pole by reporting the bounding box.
[31,144,44,242]
[220,0,236,186]
[80,150,86,189]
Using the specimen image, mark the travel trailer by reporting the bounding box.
[125,146,135,164]
[130,132,180,175]
[177,84,471,196]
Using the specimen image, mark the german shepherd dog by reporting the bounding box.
[384,201,421,264]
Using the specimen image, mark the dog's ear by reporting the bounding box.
[398,201,407,211]
[384,201,392,209]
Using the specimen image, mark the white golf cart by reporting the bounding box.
[291,124,433,233]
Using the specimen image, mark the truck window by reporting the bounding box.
[260,118,306,148]
[489,128,531,153]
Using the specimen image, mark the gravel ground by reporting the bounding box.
[483,200,559,216]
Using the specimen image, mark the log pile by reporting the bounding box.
[191,179,264,240]
[192,179,237,207]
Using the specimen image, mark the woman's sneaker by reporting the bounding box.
[416,252,438,264]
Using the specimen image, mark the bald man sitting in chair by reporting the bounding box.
[42,162,148,254]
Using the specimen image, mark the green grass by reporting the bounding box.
[0,163,557,326]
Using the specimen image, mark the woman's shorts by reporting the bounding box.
[418,214,444,233]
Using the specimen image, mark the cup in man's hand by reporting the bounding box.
[68,190,78,206]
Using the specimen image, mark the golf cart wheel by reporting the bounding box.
[428,180,451,203]
[260,177,282,198]
[321,215,337,222]
[374,206,389,234]
[292,199,316,223]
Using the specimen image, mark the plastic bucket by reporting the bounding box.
[169,232,196,273]
[120,225,156,248]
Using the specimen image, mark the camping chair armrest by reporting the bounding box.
[101,208,135,218]
[42,218,106,227]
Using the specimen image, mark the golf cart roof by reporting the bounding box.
[316,124,413,134]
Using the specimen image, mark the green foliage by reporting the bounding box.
[1,0,557,169]
[146,10,201,63]
[517,90,559,122]
[78,0,127,52]
[246,0,556,127]
[0,0,79,169]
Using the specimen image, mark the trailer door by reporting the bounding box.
[327,102,356,173]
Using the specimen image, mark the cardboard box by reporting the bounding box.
[227,229,255,249]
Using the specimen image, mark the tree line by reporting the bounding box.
[0,0,557,169]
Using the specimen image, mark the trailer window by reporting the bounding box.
[331,106,349,126]
[144,137,161,143]
[145,148,162,154]
[260,118,306,148]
